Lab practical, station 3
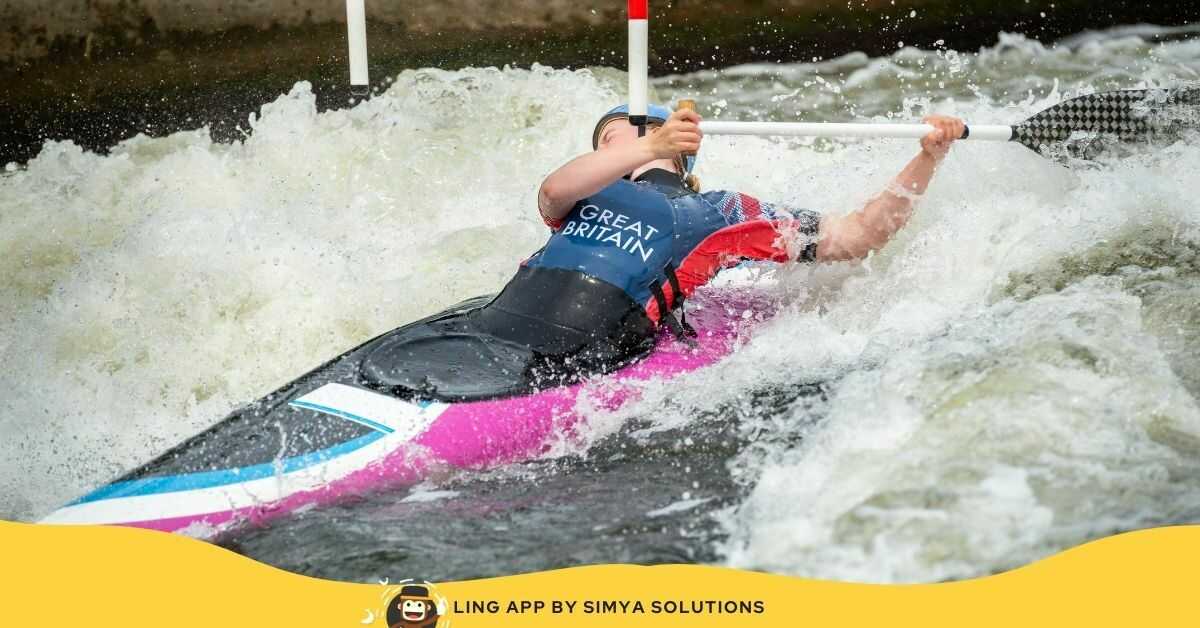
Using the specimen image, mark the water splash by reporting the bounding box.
[3,29,1200,584]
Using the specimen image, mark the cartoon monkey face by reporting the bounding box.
[401,599,430,622]
[387,584,440,628]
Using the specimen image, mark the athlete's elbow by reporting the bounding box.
[808,216,852,261]
[814,217,888,262]
[839,235,890,261]
[816,240,874,262]
[538,180,570,219]
[538,179,560,207]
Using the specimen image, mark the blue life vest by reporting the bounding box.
[525,171,729,314]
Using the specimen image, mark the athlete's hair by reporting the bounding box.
[672,155,701,192]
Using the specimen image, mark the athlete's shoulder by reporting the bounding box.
[698,189,787,220]
[699,189,823,234]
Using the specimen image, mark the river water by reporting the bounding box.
[2,26,1200,583]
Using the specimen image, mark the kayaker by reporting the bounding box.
[362,103,963,399]
[528,103,963,338]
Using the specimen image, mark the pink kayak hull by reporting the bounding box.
[44,292,762,538]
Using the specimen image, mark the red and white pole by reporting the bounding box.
[628,0,649,134]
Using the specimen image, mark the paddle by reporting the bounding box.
[698,87,1200,155]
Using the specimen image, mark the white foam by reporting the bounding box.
[4,33,1200,584]
[0,65,626,519]
[647,497,713,518]
[400,490,460,504]
[606,33,1200,581]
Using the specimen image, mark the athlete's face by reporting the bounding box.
[598,119,684,176]
[597,119,662,149]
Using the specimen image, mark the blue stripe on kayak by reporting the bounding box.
[68,430,386,506]
[288,399,396,434]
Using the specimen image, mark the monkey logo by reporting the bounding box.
[387,584,443,628]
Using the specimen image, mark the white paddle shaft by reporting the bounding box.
[699,121,1013,141]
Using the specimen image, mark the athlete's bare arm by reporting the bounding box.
[814,115,964,262]
[538,110,702,224]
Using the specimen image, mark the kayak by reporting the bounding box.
[40,287,763,537]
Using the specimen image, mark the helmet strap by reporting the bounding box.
[629,114,648,137]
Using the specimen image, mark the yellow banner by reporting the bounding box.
[1,520,1195,627]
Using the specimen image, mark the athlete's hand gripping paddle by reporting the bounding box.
[696,87,1200,156]
[677,99,699,158]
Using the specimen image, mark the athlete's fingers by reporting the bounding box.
[649,110,706,159]
[673,132,700,145]
[920,128,947,156]
[650,130,698,159]
[949,117,965,139]
[923,115,965,141]
[940,119,961,141]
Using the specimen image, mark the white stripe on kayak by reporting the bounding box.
[289,383,447,438]
[41,391,449,527]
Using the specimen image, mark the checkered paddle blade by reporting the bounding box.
[1012,87,1200,156]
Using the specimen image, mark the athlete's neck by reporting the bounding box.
[631,158,679,180]
[632,167,687,191]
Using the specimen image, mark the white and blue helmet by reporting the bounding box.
[591,103,697,174]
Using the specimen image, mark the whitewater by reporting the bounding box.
[2,28,1199,582]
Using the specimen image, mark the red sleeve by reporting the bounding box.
[676,219,797,287]
[646,218,811,323]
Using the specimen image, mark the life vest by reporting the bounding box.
[357,170,820,401]
[525,169,730,338]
